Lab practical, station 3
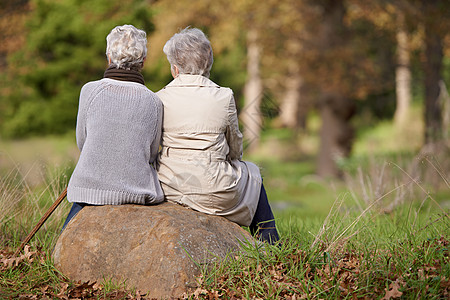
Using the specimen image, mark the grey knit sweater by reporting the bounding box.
[67,78,164,205]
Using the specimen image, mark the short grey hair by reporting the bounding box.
[106,24,147,71]
[163,27,213,78]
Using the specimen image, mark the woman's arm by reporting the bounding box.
[150,98,163,164]
[75,86,89,151]
[225,93,243,160]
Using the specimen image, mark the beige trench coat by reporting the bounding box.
[156,74,261,226]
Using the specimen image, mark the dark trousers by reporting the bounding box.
[61,202,89,232]
[249,183,280,244]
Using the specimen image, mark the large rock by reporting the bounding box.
[53,202,253,299]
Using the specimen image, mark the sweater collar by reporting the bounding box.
[164,74,219,88]
[103,65,145,85]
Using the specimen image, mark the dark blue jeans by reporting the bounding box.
[61,202,89,232]
[249,183,280,244]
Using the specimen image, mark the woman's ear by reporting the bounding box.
[142,56,146,68]
[171,65,179,78]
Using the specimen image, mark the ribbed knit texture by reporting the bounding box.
[67,78,164,205]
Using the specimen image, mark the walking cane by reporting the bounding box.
[14,187,67,256]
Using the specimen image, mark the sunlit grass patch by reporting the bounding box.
[353,104,424,156]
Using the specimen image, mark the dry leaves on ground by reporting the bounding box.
[1,237,449,299]
[0,246,149,299]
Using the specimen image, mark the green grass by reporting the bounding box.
[257,157,339,220]
[191,180,449,299]
[192,203,448,299]
[0,119,449,298]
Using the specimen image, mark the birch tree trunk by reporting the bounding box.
[279,64,305,129]
[241,28,263,152]
[394,16,411,127]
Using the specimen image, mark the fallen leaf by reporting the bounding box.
[381,279,403,299]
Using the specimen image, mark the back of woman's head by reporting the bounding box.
[163,27,213,78]
[106,24,147,71]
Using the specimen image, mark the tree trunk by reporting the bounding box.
[241,28,263,153]
[438,80,450,141]
[423,15,443,144]
[279,64,306,129]
[317,93,355,178]
[394,16,411,127]
[316,0,355,178]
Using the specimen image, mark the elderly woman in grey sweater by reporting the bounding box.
[157,28,279,244]
[62,24,164,230]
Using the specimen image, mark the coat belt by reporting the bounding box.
[161,147,226,162]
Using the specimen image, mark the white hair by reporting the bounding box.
[106,24,147,71]
[163,27,213,78]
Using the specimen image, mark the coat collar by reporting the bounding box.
[163,74,220,88]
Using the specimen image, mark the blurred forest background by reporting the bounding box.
[0,0,449,181]
[0,2,449,298]
[1,3,449,298]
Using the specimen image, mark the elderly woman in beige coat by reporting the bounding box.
[157,27,279,244]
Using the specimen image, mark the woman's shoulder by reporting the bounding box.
[80,79,161,106]
[79,79,105,99]
[156,76,233,98]
[80,78,116,95]
[81,79,101,90]
[83,78,158,95]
